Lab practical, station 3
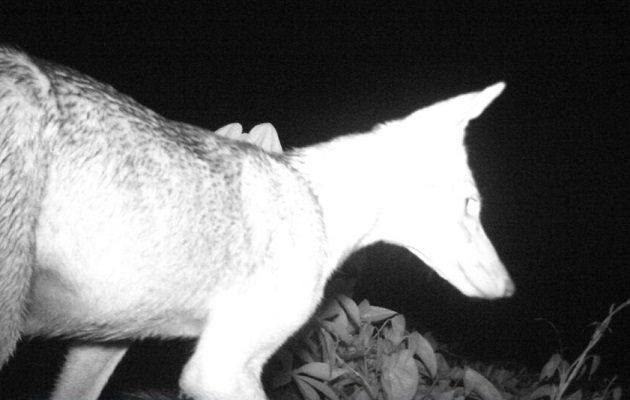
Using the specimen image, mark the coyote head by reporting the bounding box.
[367,83,514,299]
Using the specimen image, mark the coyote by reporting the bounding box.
[0,46,513,399]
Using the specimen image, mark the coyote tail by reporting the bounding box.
[0,47,56,367]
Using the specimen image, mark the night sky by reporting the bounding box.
[1,2,629,396]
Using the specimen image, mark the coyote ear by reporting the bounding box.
[248,123,282,153]
[461,82,505,122]
[215,122,243,139]
[404,82,505,130]
[438,82,505,125]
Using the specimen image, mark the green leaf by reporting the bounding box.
[381,349,419,400]
[329,310,353,344]
[612,386,622,400]
[564,389,583,400]
[433,388,456,400]
[356,323,375,350]
[378,337,396,355]
[463,368,504,400]
[589,355,601,380]
[295,374,321,400]
[528,384,557,400]
[435,352,451,376]
[296,362,346,381]
[385,315,406,347]
[576,362,588,381]
[448,367,464,381]
[358,299,371,316]
[560,359,570,374]
[351,388,371,400]
[539,353,562,382]
[361,304,397,323]
[319,298,343,320]
[320,328,337,364]
[408,331,437,379]
[272,371,292,390]
[296,346,316,364]
[336,294,361,330]
[298,375,340,400]
[272,349,293,388]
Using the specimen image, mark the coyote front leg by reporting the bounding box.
[51,342,129,399]
[180,258,326,399]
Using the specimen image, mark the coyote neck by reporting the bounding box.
[288,133,387,272]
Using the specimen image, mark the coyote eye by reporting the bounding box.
[465,196,480,216]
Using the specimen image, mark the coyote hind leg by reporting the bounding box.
[51,342,129,400]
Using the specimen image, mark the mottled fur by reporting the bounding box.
[0,47,513,399]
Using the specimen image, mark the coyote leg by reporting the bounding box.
[180,267,323,399]
[51,342,129,399]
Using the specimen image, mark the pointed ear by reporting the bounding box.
[248,123,282,153]
[404,82,505,129]
[462,82,505,121]
[443,82,505,124]
[215,122,243,139]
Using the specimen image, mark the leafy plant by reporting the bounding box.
[529,299,629,400]
[120,289,627,400]
[267,294,511,400]
[267,295,629,400]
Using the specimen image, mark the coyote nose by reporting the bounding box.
[503,278,516,297]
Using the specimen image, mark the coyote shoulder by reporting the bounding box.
[0,46,513,399]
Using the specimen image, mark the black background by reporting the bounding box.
[1,1,629,396]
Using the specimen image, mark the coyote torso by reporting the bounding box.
[0,47,513,399]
